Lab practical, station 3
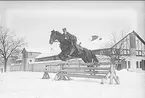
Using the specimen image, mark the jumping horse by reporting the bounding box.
[49,30,99,66]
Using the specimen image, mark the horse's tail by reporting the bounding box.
[90,51,99,63]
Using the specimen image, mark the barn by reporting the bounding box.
[92,31,145,71]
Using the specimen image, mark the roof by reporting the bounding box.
[36,51,59,59]
[112,30,145,48]
[31,60,62,64]
[22,48,41,53]
[133,31,145,45]
[92,48,111,52]
[16,59,22,61]
[91,31,145,56]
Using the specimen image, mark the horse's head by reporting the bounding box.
[49,30,58,44]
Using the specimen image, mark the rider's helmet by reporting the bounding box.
[62,28,67,33]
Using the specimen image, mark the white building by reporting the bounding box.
[93,31,145,71]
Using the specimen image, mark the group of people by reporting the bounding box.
[62,28,81,57]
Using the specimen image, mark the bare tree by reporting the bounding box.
[104,30,126,48]
[0,27,26,72]
[103,30,127,69]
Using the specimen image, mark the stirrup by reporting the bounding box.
[67,55,71,58]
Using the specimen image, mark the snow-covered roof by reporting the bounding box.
[36,51,59,58]
[31,60,62,64]
[16,59,22,61]
[24,48,41,53]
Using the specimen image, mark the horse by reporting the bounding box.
[49,30,72,61]
[49,30,99,66]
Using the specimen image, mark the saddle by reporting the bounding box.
[62,32,83,55]
[76,44,83,52]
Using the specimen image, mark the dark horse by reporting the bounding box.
[49,30,99,65]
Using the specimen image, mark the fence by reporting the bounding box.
[10,59,84,72]
[10,55,111,72]
[10,63,61,72]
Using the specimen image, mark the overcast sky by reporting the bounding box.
[0,1,145,55]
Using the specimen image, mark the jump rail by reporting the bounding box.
[54,62,120,84]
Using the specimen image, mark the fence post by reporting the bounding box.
[42,65,50,79]
[110,63,114,84]
[60,63,64,70]
[32,64,34,72]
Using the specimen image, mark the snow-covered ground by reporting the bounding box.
[0,70,145,98]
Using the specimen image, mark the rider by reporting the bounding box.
[62,28,78,57]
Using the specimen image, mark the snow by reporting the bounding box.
[35,52,58,59]
[0,70,145,98]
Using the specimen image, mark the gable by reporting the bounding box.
[111,31,145,56]
[112,31,145,49]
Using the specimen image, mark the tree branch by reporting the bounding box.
[0,27,26,72]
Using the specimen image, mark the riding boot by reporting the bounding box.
[69,48,75,56]
[75,45,81,55]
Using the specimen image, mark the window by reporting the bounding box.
[124,50,127,54]
[139,51,142,56]
[125,61,127,68]
[136,61,139,68]
[128,61,130,68]
[140,61,142,68]
[136,51,138,55]
[127,37,130,49]
[139,41,142,50]
[136,40,139,50]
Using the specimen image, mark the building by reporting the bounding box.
[92,31,145,71]
[21,48,41,71]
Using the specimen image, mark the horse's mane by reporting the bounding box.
[53,30,63,36]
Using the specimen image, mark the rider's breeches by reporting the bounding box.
[71,39,77,48]
[69,40,77,55]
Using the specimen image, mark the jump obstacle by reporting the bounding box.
[54,61,120,84]
[42,65,50,79]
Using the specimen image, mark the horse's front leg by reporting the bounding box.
[58,52,66,61]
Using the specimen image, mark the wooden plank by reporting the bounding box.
[99,62,112,65]
[60,73,105,79]
[62,67,110,70]
[58,62,112,66]
[60,70,109,74]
